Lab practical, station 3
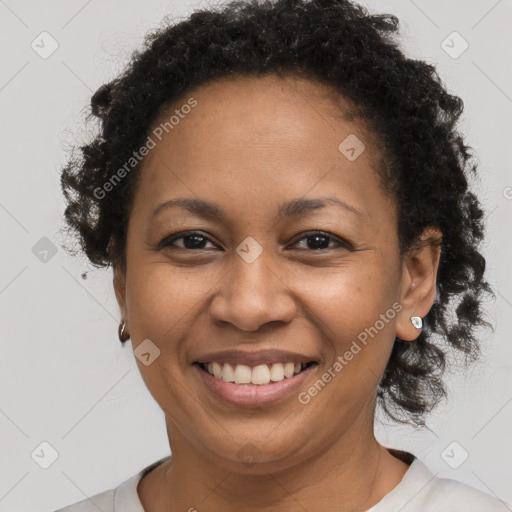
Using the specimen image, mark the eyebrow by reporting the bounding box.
[151,196,362,221]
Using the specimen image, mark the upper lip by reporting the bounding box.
[194,349,318,367]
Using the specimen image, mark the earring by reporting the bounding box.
[118,319,130,343]
[410,316,423,329]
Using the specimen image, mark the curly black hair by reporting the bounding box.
[60,0,495,426]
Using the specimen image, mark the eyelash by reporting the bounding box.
[158,230,351,252]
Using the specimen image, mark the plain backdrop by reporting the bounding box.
[0,0,511,510]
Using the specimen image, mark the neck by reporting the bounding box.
[138,419,410,512]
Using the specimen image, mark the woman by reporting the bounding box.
[56,0,505,510]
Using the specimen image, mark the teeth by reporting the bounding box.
[269,363,284,382]
[203,361,310,385]
[221,363,235,383]
[234,364,252,384]
[252,364,270,385]
[283,362,295,378]
[212,361,222,379]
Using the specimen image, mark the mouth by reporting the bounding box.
[192,348,320,407]
[194,360,318,386]
[193,355,319,407]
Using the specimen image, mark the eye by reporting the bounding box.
[289,231,350,251]
[158,230,350,252]
[158,231,219,251]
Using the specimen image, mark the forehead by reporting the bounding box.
[151,73,365,154]
[132,73,394,224]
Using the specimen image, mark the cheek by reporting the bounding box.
[293,261,399,400]
[125,263,207,342]
[124,264,207,414]
[293,260,397,340]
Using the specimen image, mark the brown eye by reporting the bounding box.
[159,231,218,250]
[290,231,350,251]
[158,230,350,252]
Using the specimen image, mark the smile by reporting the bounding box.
[194,359,319,407]
[196,361,317,386]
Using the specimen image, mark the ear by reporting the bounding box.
[395,227,442,342]
[113,263,128,319]
[109,237,128,319]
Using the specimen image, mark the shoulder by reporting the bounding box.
[53,488,115,512]
[396,457,508,512]
[423,475,508,511]
[52,456,170,512]
[371,451,509,512]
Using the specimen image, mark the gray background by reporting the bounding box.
[0,0,511,510]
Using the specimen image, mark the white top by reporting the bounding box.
[54,453,508,512]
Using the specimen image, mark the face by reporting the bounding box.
[114,73,441,473]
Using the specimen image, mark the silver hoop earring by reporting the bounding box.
[410,316,423,329]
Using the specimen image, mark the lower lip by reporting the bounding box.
[195,364,316,407]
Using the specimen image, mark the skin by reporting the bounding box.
[113,73,442,512]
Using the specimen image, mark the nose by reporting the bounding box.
[208,252,297,332]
